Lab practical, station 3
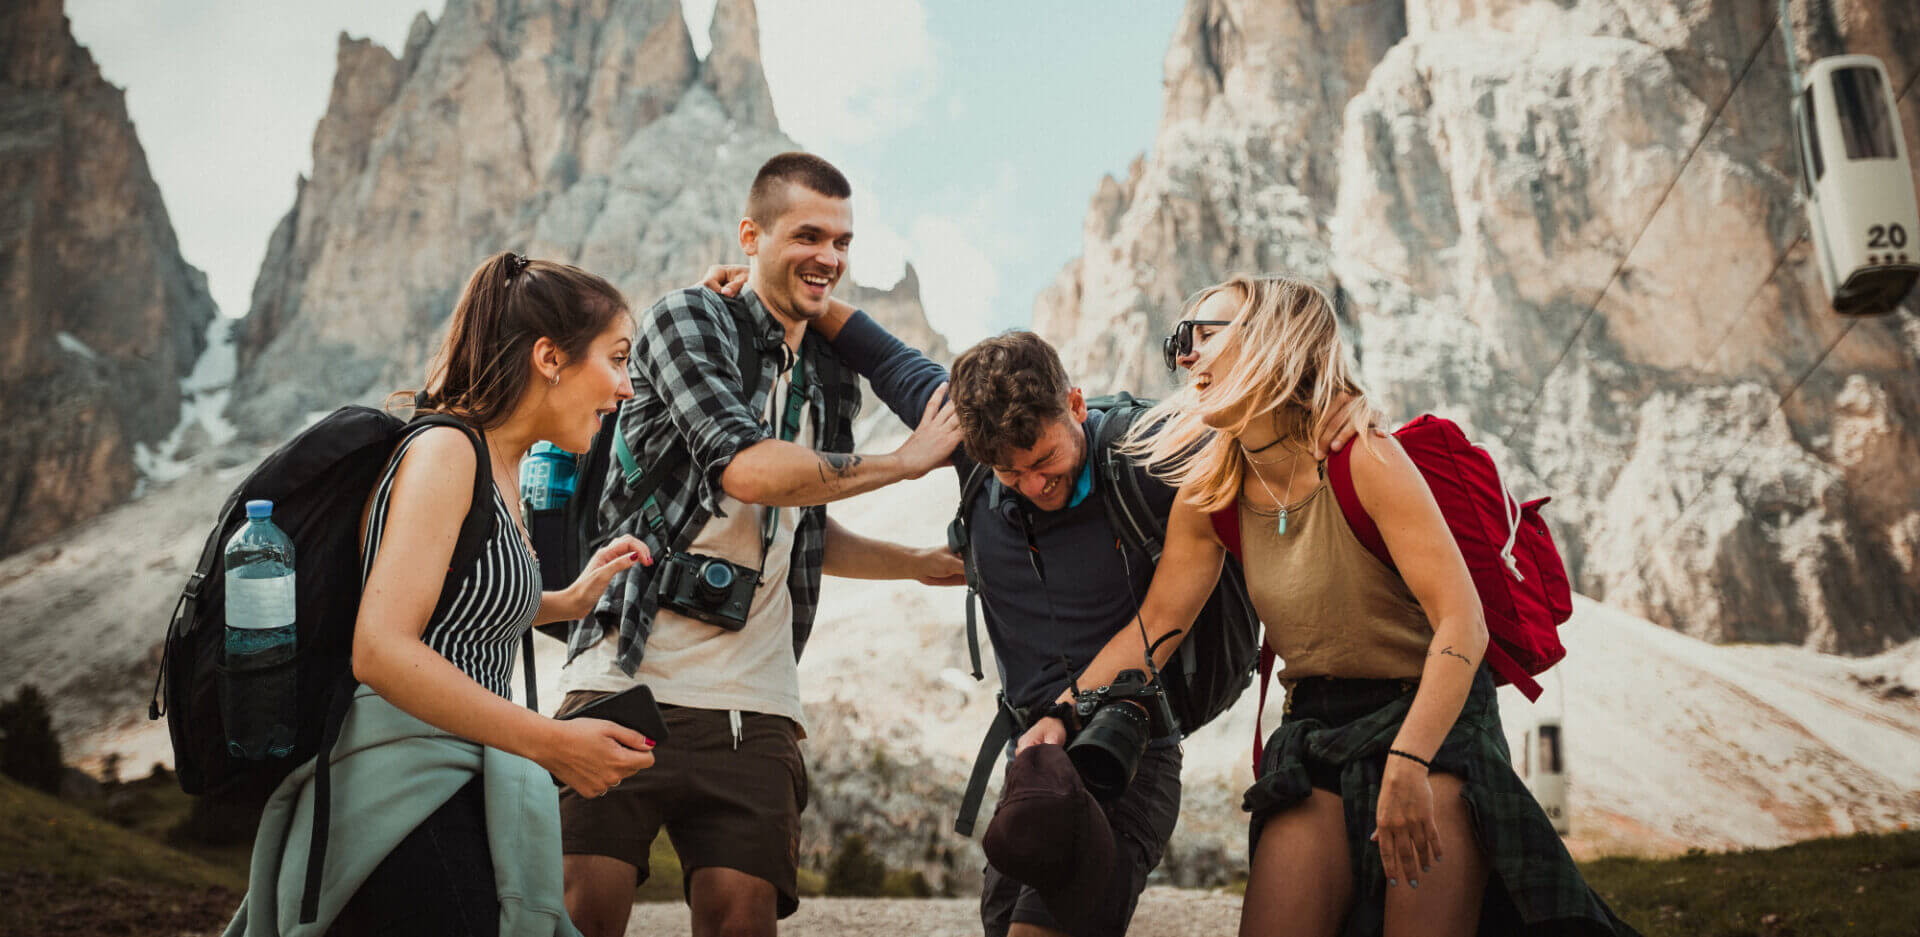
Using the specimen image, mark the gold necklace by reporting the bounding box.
[1247,452,1298,536]
[488,447,538,556]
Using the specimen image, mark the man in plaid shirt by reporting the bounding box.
[556,153,965,937]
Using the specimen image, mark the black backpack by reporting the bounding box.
[148,407,529,922]
[950,392,1262,834]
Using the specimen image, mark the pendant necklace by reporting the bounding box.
[1248,451,1298,536]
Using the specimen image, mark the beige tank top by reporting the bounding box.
[1240,468,1432,685]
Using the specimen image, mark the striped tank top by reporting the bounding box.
[360,426,542,699]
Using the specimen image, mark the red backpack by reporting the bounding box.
[1213,415,1572,768]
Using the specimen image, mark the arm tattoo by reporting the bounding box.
[1431,645,1475,667]
[817,452,863,487]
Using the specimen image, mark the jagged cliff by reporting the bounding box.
[0,0,217,557]
[232,0,944,435]
[1034,0,1920,653]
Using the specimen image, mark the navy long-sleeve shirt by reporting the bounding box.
[832,311,1177,714]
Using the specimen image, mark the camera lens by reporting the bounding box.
[1067,700,1153,802]
[697,560,734,599]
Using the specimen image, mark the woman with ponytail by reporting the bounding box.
[255,252,658,936]
[1051,275,1637,936]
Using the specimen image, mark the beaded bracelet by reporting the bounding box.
[1387,748,1432,770]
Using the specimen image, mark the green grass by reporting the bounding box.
[1217,830,1920,935]
[0,773,246,936]
[0,773,243,892]
[1579,831,1920,937]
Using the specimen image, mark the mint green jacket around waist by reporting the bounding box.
[225,686,582,937]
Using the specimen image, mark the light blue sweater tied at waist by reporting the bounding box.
[225,685,582,937]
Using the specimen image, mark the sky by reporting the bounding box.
[64,0,1183,348]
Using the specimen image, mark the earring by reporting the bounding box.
[548,372,559,387]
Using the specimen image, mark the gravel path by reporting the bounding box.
[623,887,1242,936]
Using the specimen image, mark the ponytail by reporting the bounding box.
[395,251,628,427]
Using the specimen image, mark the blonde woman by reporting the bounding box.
[1033,276,1637,936]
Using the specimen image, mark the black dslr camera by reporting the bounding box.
[1066,668,1178,802]
[654,551,758,631]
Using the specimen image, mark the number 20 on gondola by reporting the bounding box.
[1793,54,1919,316]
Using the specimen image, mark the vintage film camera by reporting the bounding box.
[654,551,758,631]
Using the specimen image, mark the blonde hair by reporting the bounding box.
[1125,274,1378,511]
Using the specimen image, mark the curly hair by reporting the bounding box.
[949,331,1073,468]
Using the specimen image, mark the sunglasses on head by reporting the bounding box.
[1161,320,1232,372]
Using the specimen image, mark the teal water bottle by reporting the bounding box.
[222,499,297,759]
[520,442,579,511]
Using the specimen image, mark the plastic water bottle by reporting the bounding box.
[224,499,297,759]
[520,442,578,511]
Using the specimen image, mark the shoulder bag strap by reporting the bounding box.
[951,463,995,680]
[1327,441,1392,571]
[955,694,1021,837]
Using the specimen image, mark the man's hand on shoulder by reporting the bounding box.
[892,382,961,478]
[911,545,966,587]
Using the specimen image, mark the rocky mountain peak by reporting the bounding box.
[0,0,217,556]
[702,0,778,129]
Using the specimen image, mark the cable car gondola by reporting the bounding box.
[1793,55,1919,316]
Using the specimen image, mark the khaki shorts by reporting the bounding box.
[556,692,810,918]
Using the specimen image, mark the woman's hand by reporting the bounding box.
[538,717,656,797]
[1016,716,1068,754]
[1372,753,1443,889]
[553,535,651,620]
[700,264,750,296]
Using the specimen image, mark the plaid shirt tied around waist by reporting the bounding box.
[568,286,861,676]
[1244,670,1641,936]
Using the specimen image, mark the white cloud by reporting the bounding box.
[905,214,998,348]
[848,204,910,292]
[755,0,936,151]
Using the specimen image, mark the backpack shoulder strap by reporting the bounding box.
[718,291,768,402]
[406,414,495,574]
[1210,502,1242,559]
[1327,442,1392,571]
[950,462,996,681]
[799,329,857,450]
[1089,396,1164,559]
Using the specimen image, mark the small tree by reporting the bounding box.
[0,684,65,794]
[825,834,887,897]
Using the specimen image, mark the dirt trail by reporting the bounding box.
[623,888,1243,936]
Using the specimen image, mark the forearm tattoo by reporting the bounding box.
[817,452,863,487]
[1431,645,1475,667]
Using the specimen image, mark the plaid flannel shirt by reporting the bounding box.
[567,286,861,675]
[1243,672,1641,935]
